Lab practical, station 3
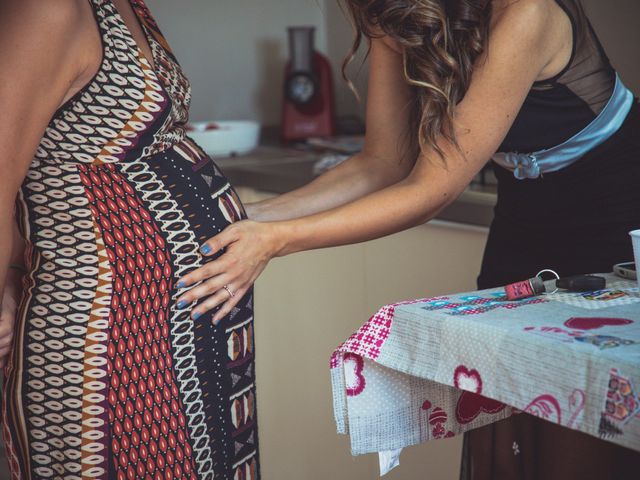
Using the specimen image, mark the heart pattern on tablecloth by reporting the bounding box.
[524,394,562,424]
[454,365,506,424]
[454,366,483,393]
[456,392,507,424]
[344,353,366,397]
[421,402,455,439]
[564,317,633,331]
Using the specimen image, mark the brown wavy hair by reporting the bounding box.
[341,0,493,160]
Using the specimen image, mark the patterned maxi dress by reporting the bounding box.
[4,1,259,478]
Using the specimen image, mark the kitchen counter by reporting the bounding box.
[217,146,497,227]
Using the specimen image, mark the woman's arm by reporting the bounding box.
[0,0,97,341]
[180,0,566,321]
[248,38,417,222]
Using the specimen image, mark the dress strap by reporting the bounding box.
[84,0,114,49]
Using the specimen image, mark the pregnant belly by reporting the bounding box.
[19,144,245,327]
[141,141,246,245]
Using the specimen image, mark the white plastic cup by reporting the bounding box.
[630,229,640,288]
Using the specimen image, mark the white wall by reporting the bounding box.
[582,0,640,93]
[148,0,366,125]
[148,0,364,125]
[149,0,638,127]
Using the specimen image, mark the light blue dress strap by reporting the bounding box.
[493,74,635,180]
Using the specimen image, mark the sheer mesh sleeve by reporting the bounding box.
[498,0,617,153]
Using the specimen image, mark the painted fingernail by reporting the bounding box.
[200,244,211,255]
[177,280,186,289]
[193,311,201,320]
[177,300,187,309]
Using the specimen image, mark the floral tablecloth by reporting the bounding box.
[331,274,640,469]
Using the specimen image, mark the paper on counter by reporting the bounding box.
[379,448,403,476]
[312,154,349,175]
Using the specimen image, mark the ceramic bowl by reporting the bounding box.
[186,120,260,157]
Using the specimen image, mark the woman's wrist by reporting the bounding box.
[245,200,278,222]
[243,202,259,221]
[245,197,292,223]
[268,220,298,258]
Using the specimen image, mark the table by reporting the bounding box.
[330,273,640,472]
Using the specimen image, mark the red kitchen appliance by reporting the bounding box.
[281,26,336,142]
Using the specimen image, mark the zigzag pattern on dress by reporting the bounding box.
[119,156,217,479]
[144,27,191,156]
[4,192,34,480]
[80,164,199,479]
[33,1,182,167]
[232,451,259,480]
[108,34,215,474]
[12,161,101,479]
[79,219,113,478]
[34,15,147,165]
[5,0,261,477]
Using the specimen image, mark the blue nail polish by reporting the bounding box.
[193,311,201,320]
[201,244,211,255]
[177,281,186,289]
[177,300,187,309]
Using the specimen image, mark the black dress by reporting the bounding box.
[462,0,640,478]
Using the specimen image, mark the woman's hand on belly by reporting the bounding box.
[176,220,283,324]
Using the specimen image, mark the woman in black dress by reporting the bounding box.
[173,0,639,478]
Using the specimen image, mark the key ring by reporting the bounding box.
[536,269,560,295]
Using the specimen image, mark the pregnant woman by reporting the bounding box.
[0,0,258,478]
[180,0,639,478]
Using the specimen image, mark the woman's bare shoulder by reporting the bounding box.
[0,0,101,84]
[0,0,89,32]
[489,0,569,78]
[491,0,554,37]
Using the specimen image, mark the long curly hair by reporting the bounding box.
[341,0,493,159]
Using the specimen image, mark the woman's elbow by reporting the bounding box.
[404,170,467,225]
[360,151,416,189]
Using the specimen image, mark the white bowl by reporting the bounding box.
[186,120,260,157]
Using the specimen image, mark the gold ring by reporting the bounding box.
[223,285,235,298]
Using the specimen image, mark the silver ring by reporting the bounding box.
[536,269,560,295]
[223,285,235,298]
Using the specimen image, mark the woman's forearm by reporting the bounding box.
[176,170,457,322]
[248,151,414,222]
[273,173,458,256]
